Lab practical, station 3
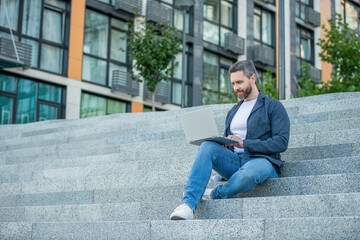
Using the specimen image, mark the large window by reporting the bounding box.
[254,6,274,48]
[342,0,360,32]
[0,73,65,124]
[0,0,70,75]
[80,92,129,118]
[202,51,234,105]
[83,9,129,87]
[203,0,236,46]
[295,0,313,21]
[296,26,314,76]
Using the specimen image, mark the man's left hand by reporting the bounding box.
[227,135,244,148]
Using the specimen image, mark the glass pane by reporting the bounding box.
[173,52,183,80]
[296,28,300,57]
[0,0,19,30]
[202,90,218,105]
[108,63,126,87]
[221,1,232,27]
[345,2,358,30]
[174,9,190,34]
[111,18,128,31]
[220,57,233,67]
[204,0,219,22]
[163,0,173,4]
[16,79,37,124]
[300,4,306,20]
[40,44,63,74]
[254,15,261,41]
[80,93,106,118]
[0,95,13,125]
[39,83,61,103]
[39,104,58,121]
[203,51,219,91]
[301,0,310,4]
[82,55,107,85]
[84,9,109,58]
[203,21,219,45]
[0,74,17,93]
[43,8,63,44]
[172,82,188,106]
[262,11,272,45]
[21,38,39,68]
[300,38,311,60]
[44,0,66,9]
[220,27,230,47]
[107,99,126,114]
[220,67,232,94]
[22,0,42,38]
[111,29,127,63]
[295,2,300,18]
[96,0,110,4]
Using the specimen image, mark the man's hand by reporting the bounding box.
[226,135,244,148]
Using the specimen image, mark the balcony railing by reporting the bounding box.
[0,37,32,69]
[114,0,142,15]
[305,6,320,27]
[224,32,245,55]
[253,44,275,66]
[143,81,171,104]
[112,70,140,97]
[307,64,322,83]
[146,0,172,25]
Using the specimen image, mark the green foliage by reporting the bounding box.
[317,13,360,93]
[296,63,322,97]
[126,17,181,110]
[259,71,278,100]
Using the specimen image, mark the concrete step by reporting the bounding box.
[0,150,359,184]
[2,216,359,240]
[0,193,359,223]
[1,172,359,208]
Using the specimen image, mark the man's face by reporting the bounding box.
[230,71,255,100]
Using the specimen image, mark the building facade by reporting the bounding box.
[0,0,357,124]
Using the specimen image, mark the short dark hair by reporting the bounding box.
[229,60,258,80]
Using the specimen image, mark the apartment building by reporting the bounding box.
[0,0,358,124]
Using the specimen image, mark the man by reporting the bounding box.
[170,60,290,220]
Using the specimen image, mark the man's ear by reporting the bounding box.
[251,74,257,84]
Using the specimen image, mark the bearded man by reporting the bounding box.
[170,60,290,220]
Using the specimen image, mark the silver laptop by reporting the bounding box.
[179,108,238,146]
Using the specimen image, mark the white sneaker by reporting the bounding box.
[170,203,194,220]
[202,188,213,200]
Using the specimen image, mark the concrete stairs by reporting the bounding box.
[0,92,359,239]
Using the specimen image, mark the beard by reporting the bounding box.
[236,84,253,100]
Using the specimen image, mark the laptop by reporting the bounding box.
[179,108,239,146]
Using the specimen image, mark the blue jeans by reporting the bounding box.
[182,141,278,212]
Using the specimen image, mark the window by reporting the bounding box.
[170,45,193,106]
[80,92,129,118]
[202,51,234,105]
[203,0,236,46]
[342,0,360,32]
[254,6,274,48]
[295,0,313,21]
[82,9,129,87]
[0,0,70,75]
[296,26,314,76]
[0,73,65,124]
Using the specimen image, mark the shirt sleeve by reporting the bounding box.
[243,100,290,154]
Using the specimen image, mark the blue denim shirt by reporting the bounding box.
[224,91,290,173]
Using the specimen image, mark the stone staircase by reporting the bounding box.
[0,92,359,240]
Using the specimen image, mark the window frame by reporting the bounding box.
[0,0,70,76]
[82,7,131,88]
[296,25,314,77]
[341,0,360,32]
[0,71,66,124]
[203,0,237,47]
[253,5,276,49]
[295,0,314,21]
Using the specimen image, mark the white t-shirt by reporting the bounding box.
[230,98,257,153]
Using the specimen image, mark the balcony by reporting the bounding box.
[143,81,171,104]
[114,0,142,15]
[253,45,275,66]
[307,64,322,83]
[112,70,140,97]
[146,0,172,25]
[224,32,245,55]
[0,37,32,69]
[305,7,320,27]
